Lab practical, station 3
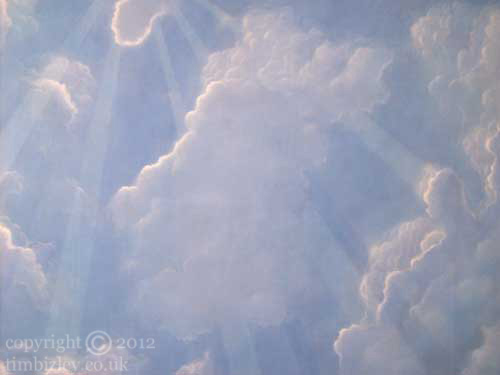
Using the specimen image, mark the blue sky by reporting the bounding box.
[1,0,500,374]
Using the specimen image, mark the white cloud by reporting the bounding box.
[31,56,95,126]
[111,9,391,339]
[203,16,390,119]
[0,56,94,173]
[334,163,499,374]
[111,0,177,47]
[334,9,500,369]
[0,222,48,312]
[175,353,214,375]
[32,78,78,121]
[411,3,500,206]
[335,324,426,375]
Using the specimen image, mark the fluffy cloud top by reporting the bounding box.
[335,4,500,375]
[334,164,500,374]
[111,9,390,339]
[32,78,78,121]
[32,56,94,124]
[111,0,178,46]
[0,223,48,313]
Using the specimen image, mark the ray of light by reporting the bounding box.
[62,0,104,50]
[172,5,208,62]
[47,45,122,337]
[0,0,103,176]
[193,0,239,31]
[350,114,425,191]
[154,25,186,135]
[219,323,262,375]
[305,113,427,277]
[0,76,62,174]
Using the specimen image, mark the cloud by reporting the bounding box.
[111,0,177,47]
[0,56,94,173]
[463,323,500,375]
[32,78,78,121]
[0,0,38,45]
[335,6,500,374]
[411,3,500,164]
[110,8,390,341]
[0,0,12,41]
[409,2,500,208]
[0,56,97,245]
[0,222,49,331]
[32,56,95,125]
[334,165,497,374]
[175,353,214,375]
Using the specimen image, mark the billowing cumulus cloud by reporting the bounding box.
[335,4,500,375]
[111,9,390,339]
[411,3,500,156]
[112,0,178,46]
[32,78,78,122]
[334,164,500,375]
[32,56,94,125]
[0,222,48,327]
[4,1,500,374]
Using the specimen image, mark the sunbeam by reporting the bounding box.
[61,0,104,51]
[193,0,239,31]
[219,323,262,375]
[349,113,425,192]
[154,26,186,136]
[171,5,208,62]
[47,45,122,337]
[0,0,104,177]
[3,2,497,375]
[0,77,62,175]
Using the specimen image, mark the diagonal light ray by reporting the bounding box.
[154,25,186,136]
[193,0,239,31]
[172,5,208,62]
[0,0,103,177]
[307,114,426,273]
[47,45,122,337]
[0,0,110,340]
[0,82,59,175]
[349,113,425,191]
[219,323,262,375]
[24,0,106,234]
[61,0,104,51]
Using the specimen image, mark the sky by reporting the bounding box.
[1,0,500,374]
